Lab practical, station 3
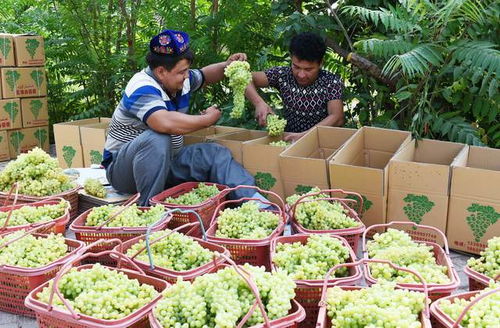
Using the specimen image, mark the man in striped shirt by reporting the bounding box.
[102,29,258,205]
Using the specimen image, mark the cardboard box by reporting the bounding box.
[0,34,15,67]
[279,126,356,197]
[1,67,47,99]
[8,126,49,158]
[21,97,48,127]
[184,125,246,145]
[447,146,500,254]
[0,130,10,161]
[207,129,267,164]
[387,139,468,243]
[80,122,109,167]
[328,127,412,229]
[0,98,22,130]
[13,34,45,67]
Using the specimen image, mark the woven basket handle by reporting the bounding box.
[452,286,500,327]
[1,183,20,229]
[2,183,20,207]
[290,188,363,215]
[223,185,285,211]
[0,221,56,250]
[96,193,140,229]
[291,195,358,223]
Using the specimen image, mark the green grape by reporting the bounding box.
[0,200,68,227]
[163,183,220,205]
[266,115,287,137]
[467,236,500,279]
[215,201,280,239]
[224,61,252,119]
[0,147,75,196]
[85,204,165,227]
[126,230,214,271]
[84,178,106,198]
[37,263,158,320]
[273,234,350,280]
[0,230,68,268]
[269,140,291,147]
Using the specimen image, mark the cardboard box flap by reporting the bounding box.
[279,155,329,186]
[280,131,319,158]
[208,130,266,142]
[317,126,356,149]
[243,136,287,170]
[364,127,412,152]
[330,163,385,194]
[80,122,109,145]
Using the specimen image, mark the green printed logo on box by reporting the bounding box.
[0,38,12,58]
[25,38,40,59]
[466,203,500,242]
[3,101,19,124]
[62,145,76,167]
[10,131,24,153]
[347,194,373,212]
[30,99,43,119]
[31,70,44,88]
[255,172,276,191]
[5,70,20,91]
[403,194,435,225]
[34,128,47,147]
[295,185,313,195]
[90,150,103,164]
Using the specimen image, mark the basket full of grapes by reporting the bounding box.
[0,224,85,317]
[464,236,500,291]
[25,244,169,328]
[150,182,228,238]
[362,221,460,301]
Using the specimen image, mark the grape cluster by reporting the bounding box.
[0,147,75,196]
[84,178,106,198]
[438,282,500,327]
[153,264,296,327]
[266,114,287,137]
[0,200,68,227]
[326,282,425,327]
[163,183,220,205]
[126,230,214,271]
[37,263,158,320]
[0,230,67,267]
[466,203,500,242]
[215,201,280,239]
[467,236,500,279]
[85,204,165,227]
[367,229,451,284]
[273,234,350,280]
[286,187,360,230]
[403,194,435,224]
[224,61,252,119]
[269,140,291,147]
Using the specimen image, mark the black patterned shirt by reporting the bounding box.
[264,66,343,132]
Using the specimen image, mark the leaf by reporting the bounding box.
[489,78,498,99]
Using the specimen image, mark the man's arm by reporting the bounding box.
[245,71,274,126]
[146,106,221,135]
[201,53,247,86]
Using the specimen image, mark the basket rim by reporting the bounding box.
[149,182,228,209]
[429,290,481,327]
[463,264,494,286]
[206,219,286,246]
[0,185,81,201]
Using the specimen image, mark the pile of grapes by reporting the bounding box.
[0,199,68,227]
[269,140,291,147]
[467,236,499,279]
[0,147,75,196]
[224,61,252,119]
[367,229,451,284]
[273,234,350,280]
[85,204,165,227]
[0,230,67,267]
[286,187,360,230]
[266,114,287,137]
[438,282,500,327]
[126,230,214,271]
[215,201,280,239]
[326,282,425,327]
[163,183,220,205]
[84,178,106,198]
[37,263,158,320]
[153,264,295,327]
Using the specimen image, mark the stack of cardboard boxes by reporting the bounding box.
[0,33,49,160]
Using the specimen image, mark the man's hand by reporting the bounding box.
[201,105,222,125]
[255,102,274,126]
[283,131,306,143]
[226,53,247,65]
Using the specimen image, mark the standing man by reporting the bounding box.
[102,29,258,205]
[245,32,345,142]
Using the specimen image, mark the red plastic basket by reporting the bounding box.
[430,287,500,328]
[0,226,85,317]
[206,185,286,269]
[149,182,228,238]
[362,221,460,301]
[270,234,361,328]
[463,265,499,291]
[315,259,432,328]
[25,246,169,328]
[288,189,366,251]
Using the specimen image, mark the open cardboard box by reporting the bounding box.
[207,129,267,164]
[184,125,245,145]
[447,146,500,254]
[387,139,468,244]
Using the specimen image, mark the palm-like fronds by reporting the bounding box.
[354,38,415,58]
[450,41,500,76]
[342,6,421,33]
[382,44,443,78]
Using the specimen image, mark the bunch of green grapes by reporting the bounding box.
[224,61,252,119]
[0,230,67,267]
[126,230,214,271]
[273,234,350,280]
[154,264,296,327]
[266,115,287,137]
[37,263,158,320]
[326,282,425,327]
[438,282,500,327]
[0,199,68,227]
[163,183,220,205]
[0,147,75,196]
[367,229,451,284]
[85,204,165,227]
[269,140,291,147]
[215,201,280,239]
[467,236,500,279]
[84,178,106,198]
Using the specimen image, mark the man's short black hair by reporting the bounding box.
[146,48,194,71]
[289,32,326,63]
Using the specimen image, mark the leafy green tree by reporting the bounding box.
[466,203,500,242]
[403,194,435,224]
